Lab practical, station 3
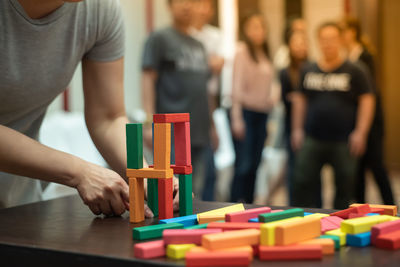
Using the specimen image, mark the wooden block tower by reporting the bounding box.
[126,113,193,223]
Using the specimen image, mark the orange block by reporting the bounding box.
[299,239,335,255]
[189,246,253,260]
[153,123,171,170]
[350,203,398,216]
[198,214,225,224]
[129,177,144,223]
[202,229,260,250]
[275,217,321,245]
[126,168,173,179]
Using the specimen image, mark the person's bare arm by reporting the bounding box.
[141,69,158,149]
[348,93,375,156]
[291,92,307,151]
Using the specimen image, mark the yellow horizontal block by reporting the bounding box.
[299,239,335,255]
[166,244,197,259]
[325,229,346,246]
[340,215,391,235]
[198,214,225,224]
[189,246,253,260]
[197,204,244,221]
[260,217,303,246]
[306,213,329,219]
[380,215,400,222]
[126,168,173,179]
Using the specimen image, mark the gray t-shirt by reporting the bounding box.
[142,27,210,147]
[0,0,124,208]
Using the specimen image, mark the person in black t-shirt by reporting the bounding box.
[290,22,375,209]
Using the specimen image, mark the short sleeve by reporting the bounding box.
[84,0,125,62]
[142,32,162,71]
[352,64,374,96]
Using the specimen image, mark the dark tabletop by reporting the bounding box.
[0,195,399,267]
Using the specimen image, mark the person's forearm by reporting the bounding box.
[0,125,82,187]
[142,70,157,116]
[291,93,307,132]
[354,94,375,135]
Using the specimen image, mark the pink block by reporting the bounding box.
[163,229,222,245]
[134,240,165,259]
[371,220,400,245]
[207,222,263,231]
[226,207,271,222]
[174,122,191,166]
[271,209,284,213]
[320,216,343,234]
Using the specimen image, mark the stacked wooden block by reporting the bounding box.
[133,203,399,266]
[126,113,193,223]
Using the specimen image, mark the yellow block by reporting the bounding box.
[189,246,253,260]
[299,239,335,255]
[260,217,303,246]
[196,204,245,220]
[325,229,346,246]
[166,244,196,260]
[197,214,225,224]
[380,215,400,222]
[340,215,391,235]
[306,213,329,219]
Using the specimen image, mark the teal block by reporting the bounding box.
[347,232,371,247]
[159,214,197,227]
[258,208,304,223]
[147,179,158,217]
[126,124,143,169]
[319,235,341,250]
[132,222,183,240]
[179,174,193,216]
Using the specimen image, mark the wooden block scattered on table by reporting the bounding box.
[133,222,183,240]
[186,250,251,266]
[260,217,303,246]
[369,208,385,215]
[179,174,193,216]
[197,204,245,220]
[330,204,371,219]
[320,216,343,234]
[126,168,173,179]
[258,208,304,223]
[189,246,253,260]
[171,164,193,175]
[350,203,397,216]
[126,124,143,169]
[158,177,173,220]
[159,214,198,227]
[346,232,371,247]
[371,220,400,245]
[306,213,329,219]
[202,229,260,250]
[198,214,225,224]
[259,244,323,261]
[341,215,391,235]
[129,177,145,223]
[318,235,341,250]
[348,213,367,219]
[163,229,222,245]
[325,229,347,246]
[275,217,321,245]
[153,113,190,123]
[207,222,262,231]
[185,223,209,230]
[299,238,335,255]
[174,121,191,166]
[226,207,271,222]
[375,230,400,250]
[153,123,171,170]
[134,240,165,259]
[147,179,158,217]
[166,244,197,259]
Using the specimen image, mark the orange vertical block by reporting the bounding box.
[202,229,260,250]
[153,123,171,170]
[129,177,144,223]
[275,217,321,245]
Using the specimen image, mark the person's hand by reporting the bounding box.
[348,130,367,157]
[172,176,180,211]
[208,56,224,75]
[143,125,153,150]
[210,124,219,152]
[291,129,304,151]
[232,118,246,140]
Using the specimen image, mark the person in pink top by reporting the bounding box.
[230,12,279,203]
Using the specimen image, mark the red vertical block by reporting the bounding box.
[174,122,191,166]
[158,178,173,220]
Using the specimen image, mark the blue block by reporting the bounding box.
[248,217,259,223]
[158,214,198,227]
[366,213,380,216]
[304,212,314,216]
[346,232,371,247]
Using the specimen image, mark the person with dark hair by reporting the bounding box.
[291,22,375,209]
[279,30,309,205]
[230,13,279,203]
[341,17,395,205]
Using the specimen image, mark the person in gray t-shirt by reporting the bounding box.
[0,0,177,217]
[141,0,211,196]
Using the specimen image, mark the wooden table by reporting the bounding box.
[0,195,399,267]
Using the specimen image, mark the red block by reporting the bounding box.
[174,122,191,166]
[321,216,343,233]
[134,240,165,259]
[158,178,173,220]
[259,244,323,261]
[348,213,367,219]
[163,229,222,245]
[149,164,192,175]
[252,245,259,256]
[371,220,400,245]
[375,230,400,250]
[153,113,190,123]
[226,207,271,222]
[330,204,371,219]
[370,208,385,215]
[207,222,263,231]
[185,251,250,267]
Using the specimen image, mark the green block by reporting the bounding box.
[179,174,193,216]
[132,222,184,240]
[319,235,341,250]
[185,223,208,229]
[147,179,159,217]
[126,124,143,169]
[258,208,304,223]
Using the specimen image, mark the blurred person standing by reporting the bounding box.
[230,13,279,203]
[291,22,375,209]
[341,17,395,205]
[141,0,210,197]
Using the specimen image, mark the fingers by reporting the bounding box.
[88,203,101,216]
[144,203,154,218]
[173,190,180,211]
[99,200,113,217]
[121,183,130,211]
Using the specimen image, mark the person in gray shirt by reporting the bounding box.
[0,0,178,217]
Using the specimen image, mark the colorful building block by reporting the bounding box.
[320,216,343,234]
[153,123,171,170]
[258,208,304,223]
[259,244,322,261]
[158,178,173,220]
[153,113,190,123]
[147,179,158,217]
[185,224,209,230]
[126,168,173,179]
[306,213,329,219]
[341,215,391,235]
[132,222,184,240]
[202,229,260,250]
[369,208,385,215]
[325,229,346,246]
[159,214,198,227]
[350,203,397,216]
[207,222,263,231]
[299,239,335,255]
[129,177,145,223]
[198,214,225,224]
[375,230,400,250]
[174,121,191,166]
[166,244,197,260]
[189,246,253,260]
[260,217,303,246]
[185,250,251,267]
[149,164,193,175]
[371,220,400,245]
[346,232,371,247]
[366,213,380,216]
[248,218,259,223]
[318,235,340,250]
[348,213,367,219]
[126,124,143,169]
[134,240,165,259]
[275,217,321,245]
[179,174,193,216]
[330,204,371,219]
[304,212,314,216]
[197,204,245,220]
[226,207,271,222]
[163,229,222,245]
